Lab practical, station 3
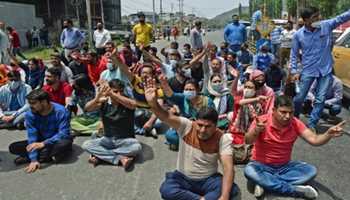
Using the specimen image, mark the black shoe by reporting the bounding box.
[14,156,30,165]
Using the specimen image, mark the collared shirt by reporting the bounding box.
[270,26,284,44]
[0,82,31,118]
[25,103,71,161]
[132,23,153,47]
[280,29,296,48]
[190,28,203,50]
[290,9,350,77]
[249,113,307,165]
[93,29,111,48]
[224,23,246,46]
[60,27,84,49]
[43,82,73,106]
[87,60,106,84]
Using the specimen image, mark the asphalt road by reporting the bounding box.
[0,31,349,200]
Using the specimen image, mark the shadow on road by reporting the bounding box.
[135,142,154,164]
[311,180,345,200]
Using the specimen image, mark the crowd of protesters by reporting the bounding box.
[0,7,349,200]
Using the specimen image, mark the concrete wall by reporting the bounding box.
[0,1,43,47]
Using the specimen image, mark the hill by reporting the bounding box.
[208,6,250,29]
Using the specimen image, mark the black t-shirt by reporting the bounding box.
[265,67,286,91]
[168,76,186,93]
[100,102,135,139]
[68,61,87,76]
[191,63,204,83]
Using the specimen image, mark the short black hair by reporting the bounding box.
[26,89,50,103]
[7,70,21,80]
[274,95,294,109]
[232,14,239,18]
[183,43,191,49]
[197,107,218,125]
[28,58,39,65]
[300,7,319,20]
[108,79,125,90]
[64,19,73,25]
[137,12,145,18]
[194,21,202,26]
[185,79,200,91]
[47,67,62,78]
[170,41,179,49]
[6,26,13,32]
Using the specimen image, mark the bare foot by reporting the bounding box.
[120,156,134,170]
[88,155,100,167]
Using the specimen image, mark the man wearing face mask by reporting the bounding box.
[168,63,190,93]
[0,71,31,129]
[93,22,111,56]
[264,58,286,94]
[132,12,153,61]
[144,79,238,200]
[291,7,350,131]
[253,45,275,72]
[224,14,247,53]
[60,19,85,61]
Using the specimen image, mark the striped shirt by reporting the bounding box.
[175,117,233,179]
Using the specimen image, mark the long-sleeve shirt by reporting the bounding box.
[290,9,350,77]
[224,23,246,46]
[60,27,84,49]
[25,103,71,161]
[0,82,31,118]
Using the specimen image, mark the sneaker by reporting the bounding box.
[295,185,318,199]
[254,184,264,198]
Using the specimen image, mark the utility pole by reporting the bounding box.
[100,0,105,24]
[71,0,82,27]
[160,0,163,21]
[85,0,93,46]
[46,0,51,19]
[152,0,156,25]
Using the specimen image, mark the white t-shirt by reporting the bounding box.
[280,29,296,48]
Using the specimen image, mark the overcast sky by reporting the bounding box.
[121,0,249,19]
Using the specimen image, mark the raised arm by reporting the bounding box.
[327,9,350,30]
[85,84,110,112]
[144,78,181,130]
[109,90,137,110]
[158,73,174,97]
[111,50,135,82]
[245,117,267,144]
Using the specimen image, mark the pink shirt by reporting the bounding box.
[249,113,307,165]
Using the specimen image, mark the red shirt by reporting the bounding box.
[43,82,73,106]
[10,31,21,48]
[249,113,306,165]
[87,59,106,84]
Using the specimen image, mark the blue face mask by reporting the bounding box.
[183,90,196,100]
[169,60,178,68]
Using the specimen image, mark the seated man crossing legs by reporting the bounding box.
[82,79,142,169]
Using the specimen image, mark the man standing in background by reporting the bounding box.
[224,14,246,53]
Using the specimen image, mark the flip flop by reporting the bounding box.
[88,155,100,167]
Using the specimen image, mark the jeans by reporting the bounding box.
[160,170,238,200]
[9,138,73,162]
[325,104,342,116]
[82,136,142,165]
[293,73,333,128]
[0,111,26,127]
[244,161,317,197]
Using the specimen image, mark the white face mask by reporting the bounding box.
[262,53,268,57]
[181,68,192,78]
[183,90,196,100]
[243,88,256,98]
[311,21,321,28]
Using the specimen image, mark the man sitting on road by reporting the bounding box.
[303,75,343,120]
[9,89,73,173]
[42,67,73,106]
[82,79,142,169]
[0,70,31,129]
[244,95,345,199]
[144,78,238,200]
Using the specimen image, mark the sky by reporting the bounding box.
[120,0,249,19]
